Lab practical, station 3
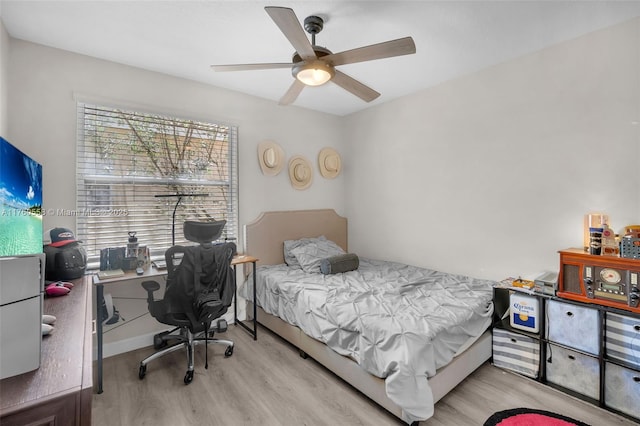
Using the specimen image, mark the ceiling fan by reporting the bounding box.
[211,6,416,105]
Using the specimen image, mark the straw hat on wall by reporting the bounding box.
[258,141,285,176]
[288,155,313,190]
[318,147,341,179]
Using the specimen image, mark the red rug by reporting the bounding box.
[484,408,591,426]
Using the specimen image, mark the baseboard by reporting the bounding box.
[95,330,163,360]
[95,311,238,360]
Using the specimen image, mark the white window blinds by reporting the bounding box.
[76,103,238,263]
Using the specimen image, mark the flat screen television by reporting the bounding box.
[0,137,43,257]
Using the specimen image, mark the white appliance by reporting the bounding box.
[0,254,45,379]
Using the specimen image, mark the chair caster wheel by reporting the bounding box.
[184,370,194,384]
[224,346,234,358]
[139,364,146,380]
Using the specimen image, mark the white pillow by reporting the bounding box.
[290,238,346,273]
[283,236,326,267]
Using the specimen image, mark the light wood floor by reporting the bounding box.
[92,325,638,426]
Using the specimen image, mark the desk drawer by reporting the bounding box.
[547,300,599,355]
[546,343,599,400]
[604,361,640,420]
[492,328,540,379]
[605,312,640,369]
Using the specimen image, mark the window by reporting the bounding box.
[76,103,238,264]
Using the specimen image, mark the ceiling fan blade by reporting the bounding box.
[265,6,316,60]
[211,63,292,72]
[323,37,416,66]
[279,80,306,105]
[332,70,380,103]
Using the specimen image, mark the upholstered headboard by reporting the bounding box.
[244,209,348,267]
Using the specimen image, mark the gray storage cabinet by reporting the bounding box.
[492,286,640,422]
[493,328,540,379]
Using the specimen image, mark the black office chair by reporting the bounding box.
[138,220,236,384]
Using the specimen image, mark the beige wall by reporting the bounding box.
[7,39,346,249]
[7,39,348,355]
[344,17,640,280]
[6,17,640,355]
[6,18,640,279]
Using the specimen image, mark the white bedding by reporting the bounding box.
[248,257,494,423]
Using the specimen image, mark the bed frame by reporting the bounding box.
[244,209,492,424]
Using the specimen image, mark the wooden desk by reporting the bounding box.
[92,265,166,394]
[0,276,93,426]
[231,255,259,341]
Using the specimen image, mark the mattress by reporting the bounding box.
[246,257,494,422]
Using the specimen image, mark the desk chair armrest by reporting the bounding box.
[142,280,161,300]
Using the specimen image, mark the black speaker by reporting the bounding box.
[561,263,582,295]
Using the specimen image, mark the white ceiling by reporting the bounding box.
[2,1,640,116]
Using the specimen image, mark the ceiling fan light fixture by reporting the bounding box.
[293,60,335,86]
[213,8,416,105]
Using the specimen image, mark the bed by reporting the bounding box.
[243,209,495,425]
